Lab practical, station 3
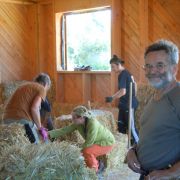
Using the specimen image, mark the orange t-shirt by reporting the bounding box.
[3,82,46,121]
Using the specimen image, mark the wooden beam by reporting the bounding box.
[139,0,149,83]
[0,0,37,4]
[38,0,52,5]
[111,0,122,101]
[111,0,122,56]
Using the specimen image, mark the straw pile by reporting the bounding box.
[135,84,155,129]
[0,84,3,105]
[90,102,119,121]
[0,104,4,121]
[96,133,129,179]
[106,133,128,169]
[0,141,97,180]
[1,81,27,104]
[54,110,117,134]
[54,109,117,144]
[0,123,30,155]
[91,110,117,134]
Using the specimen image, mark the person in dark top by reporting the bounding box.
[105,55,139,145]
[34,73,54,131]
[40,98,54,131]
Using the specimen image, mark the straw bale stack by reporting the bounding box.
[54,117,85,144]
[96,133,128,178]
[0,123,30,155]
[0,84,3,105]
[0,104,4,121]
[0,141,97,180]
[54,109,117,144]
[91,110,117,134]
[106,133,128,169]
[135,84,155,129]
[98,107,119,122]
[1,81,27,104]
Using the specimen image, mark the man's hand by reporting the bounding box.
[126,148,142,174]
[105,96,113,103]
[39,127,48,141]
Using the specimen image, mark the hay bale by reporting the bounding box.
[0,84,3,105]
[0,142,97,180]
[96,133,128,177]
[0,123,30,155]
[0,104,4,121]
[135,84,155,129]
[106,133,128,169]
[54,109,117,144]
[98,107,119,122]
[54,118,85,144]
[91,110,117,134]
[1,80,27,103]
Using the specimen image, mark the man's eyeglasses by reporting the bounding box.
[143,62,168,71]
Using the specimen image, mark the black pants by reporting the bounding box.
[118,108,139,145]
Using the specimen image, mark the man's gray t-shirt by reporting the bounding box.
[137,83,180,171]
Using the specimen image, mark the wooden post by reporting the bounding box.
[128,82,133,148]
[111,0,122,104]
[139,0,149,83]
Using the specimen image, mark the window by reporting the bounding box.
[58,8,111,71]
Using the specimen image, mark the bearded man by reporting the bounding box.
[126,39,180,180]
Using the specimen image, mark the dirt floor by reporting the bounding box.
[104,164,140,180]
[98,164,140,180]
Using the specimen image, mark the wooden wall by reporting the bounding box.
[0,1,37,82]
[55,0,180,104]
[57,72,111,105]
[38,0,56,80]
[0,0,180,105]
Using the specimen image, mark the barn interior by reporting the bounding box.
[0,0,180,179]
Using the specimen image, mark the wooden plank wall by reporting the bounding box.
[0,1,37,82]
[38,0,56,80]
[55,0,180,104]
[0,0,180,104]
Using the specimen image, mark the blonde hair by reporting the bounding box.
[72,106,91,117]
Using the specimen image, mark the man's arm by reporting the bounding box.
[31,95,42,129]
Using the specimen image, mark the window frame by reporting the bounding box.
[59,7,111,71]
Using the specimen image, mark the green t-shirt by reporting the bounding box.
[49,117,115,149]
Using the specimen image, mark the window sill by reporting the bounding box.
[57,70,111,74]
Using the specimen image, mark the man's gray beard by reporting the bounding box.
[148,71,174,89]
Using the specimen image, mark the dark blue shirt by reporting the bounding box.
[118,69,138,110]
[40,98,51,116]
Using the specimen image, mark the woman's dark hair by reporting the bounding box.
[110,55,125,65]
